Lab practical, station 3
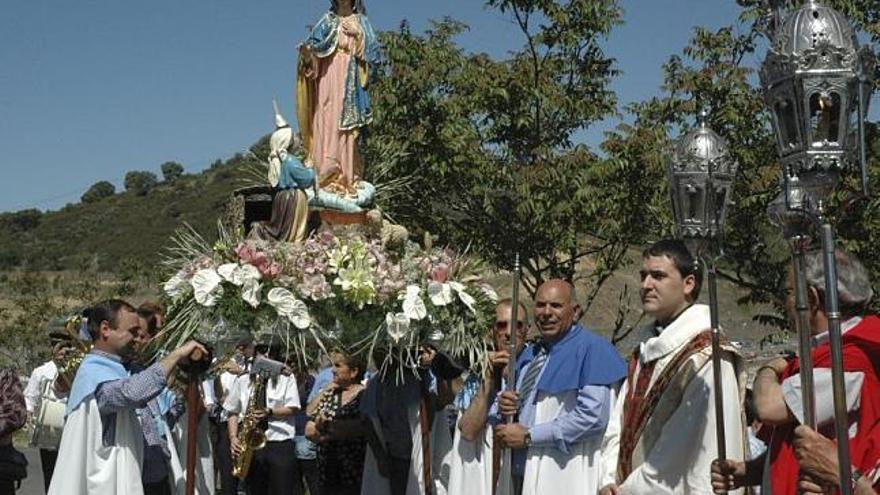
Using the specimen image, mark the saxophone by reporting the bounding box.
[232,372,268,479]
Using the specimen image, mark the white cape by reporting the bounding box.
[520,390,603,495]
[48,396,144,495]
[447,412,494,495]
[361,401,453,495]
[167,412,215,494]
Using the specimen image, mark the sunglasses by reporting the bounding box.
[494,320,526,331]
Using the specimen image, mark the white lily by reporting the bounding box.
[241,280,262,308]
[163,271,189,298]
[427,281,454,306]
[217,263,238,283]
[267,287,311,329]
[385,312,410,343]
[401,285,427,320]
[449,281,477,313]
[234,263,262,285]
[191,268,222,307]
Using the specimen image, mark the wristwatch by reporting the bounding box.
[524,431,532,448]
[851,468,863,491]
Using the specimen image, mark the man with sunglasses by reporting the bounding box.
[493,280,626,495]
[450,298,531,495]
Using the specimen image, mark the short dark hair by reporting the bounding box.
[642,239,703,301]
[84,299,136,339]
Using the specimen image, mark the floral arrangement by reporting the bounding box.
[159,223,497,376]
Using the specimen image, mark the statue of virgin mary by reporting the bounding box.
[296,0,379,201]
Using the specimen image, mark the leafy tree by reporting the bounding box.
[81,180,116,203]
[160,161,185,182]
[124,170,159,196]
[596,0,880,341]
[369,1,652,303]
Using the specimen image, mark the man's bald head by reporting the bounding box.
[534,279,580,343]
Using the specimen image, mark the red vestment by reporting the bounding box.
[768,315,880,494]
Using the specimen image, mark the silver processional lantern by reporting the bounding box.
[761,2,875,493]
[667,110,738,477]
[668,110,739,255]
[760,0,875,204]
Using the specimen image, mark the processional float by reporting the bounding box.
[761,1,875,493]
[667,109,739,493]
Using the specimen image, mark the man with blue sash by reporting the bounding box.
[47,299,206,495]
[493,280,626,495]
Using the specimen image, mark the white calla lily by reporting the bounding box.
[241,280,262,308]
[217,263,238,283]
[449,281,477,313]
[233,263,262,285]
[401,285,427,320]
[267,287,311,329]
[427,281,453,306]
[163,271,189,298]
[191,268,222,307]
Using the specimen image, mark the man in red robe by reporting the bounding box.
[711,249,880,494]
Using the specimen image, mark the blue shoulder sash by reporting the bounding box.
[66,353,129,416]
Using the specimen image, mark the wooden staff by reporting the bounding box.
[419,385,433,495]
[185,347,207,495]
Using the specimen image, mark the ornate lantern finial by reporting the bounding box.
[668,111,739,255]
[760,0,875,204]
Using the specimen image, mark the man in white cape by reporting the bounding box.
[598,239,745,495]
[48,299,206,495]
[449,298,531,495]
[493,280,626,495]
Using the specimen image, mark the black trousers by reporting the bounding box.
[246,440,302,495]
[216,422,239,495]
[38,448,57,493]
[389,456,410,495]
[297,458,319,495]
[143,476,172,495]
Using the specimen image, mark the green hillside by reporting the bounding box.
[0,145,268,273]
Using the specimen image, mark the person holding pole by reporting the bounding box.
[449,298,531,495]
[47,299,208,495]
[493,279,624,495]
[711,249,880,494]
[599,239,745,495]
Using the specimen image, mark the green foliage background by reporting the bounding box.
[2,0,880,368]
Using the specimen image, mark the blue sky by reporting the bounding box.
[1,1,875,212]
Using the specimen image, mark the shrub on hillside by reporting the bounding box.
[81,180,116,203]
[124,170,158,196]
[161,161,185,182]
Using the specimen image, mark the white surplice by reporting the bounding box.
[167,411,215,494]
[518,390,606,495]
[599,304,745,495]
[47,395,144,495]
[447,411,494,495]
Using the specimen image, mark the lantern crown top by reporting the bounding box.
[671,117,735,175]
[770,1,859,59]
[667,114,739,245]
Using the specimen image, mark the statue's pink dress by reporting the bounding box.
[310,17,364,197]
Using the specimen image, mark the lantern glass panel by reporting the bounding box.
[775,99,800,149]
[685,182,703,222]
[808,91,841,145]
